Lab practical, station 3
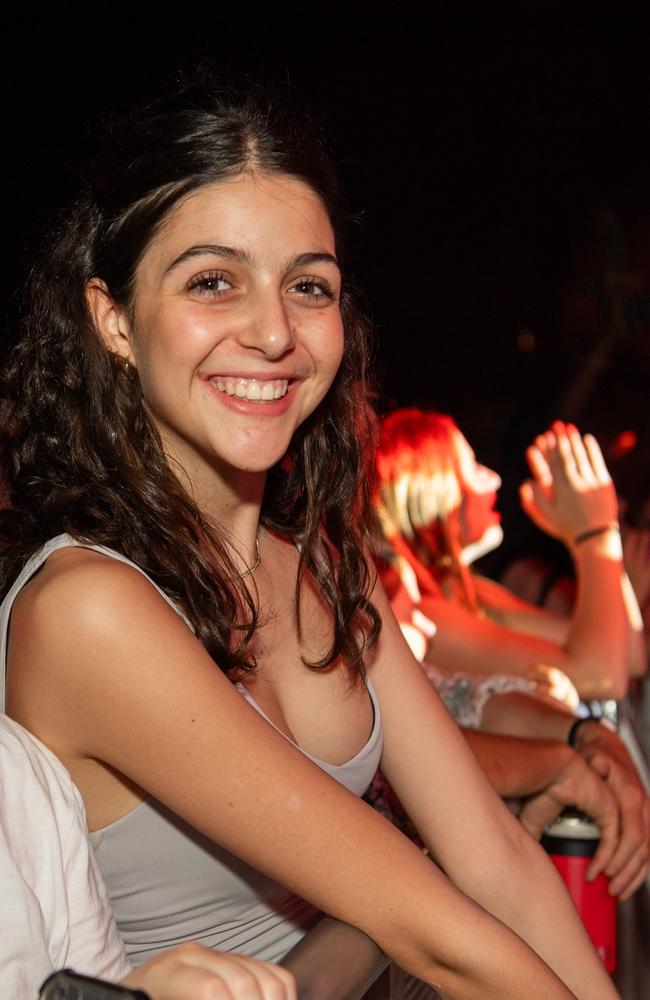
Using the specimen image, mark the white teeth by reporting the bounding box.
[210,377,289,403]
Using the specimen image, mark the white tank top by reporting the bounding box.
[0,534,383,965]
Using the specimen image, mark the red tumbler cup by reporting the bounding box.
[541,809,616,972]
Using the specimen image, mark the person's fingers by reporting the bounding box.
[609,849,650,900]
[541,429,556,453]
[553,423,581,490]
[533,432,551,458]
[582,433,612,484]
[185,950,295,1000]
[519,481,558,537]
[518,793,560,841]
[566,424,598,487]
[584,788,619,881]
[123,944,297,1000]
[241,961,297,1000]
[560,755,618,880]
[587,754,649,887]
[164,965,237,1000]
[518,481,534,516]
[525,444,553,487]
[124,959,237,1000]
[200,959,267,1000]
[210,955,295,1000]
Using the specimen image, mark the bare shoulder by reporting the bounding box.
[7,544,199,718]
[13,544,179,638]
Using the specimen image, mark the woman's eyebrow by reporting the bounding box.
[287,251,340,271]
[164,244,251,275]
[163,246,340,276]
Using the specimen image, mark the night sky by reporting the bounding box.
[4,10,650,563]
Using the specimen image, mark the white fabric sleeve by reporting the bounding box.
[0,717,130,999]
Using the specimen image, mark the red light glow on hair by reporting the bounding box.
[376,409,460,486]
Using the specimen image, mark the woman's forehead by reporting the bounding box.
[144,172,336,270]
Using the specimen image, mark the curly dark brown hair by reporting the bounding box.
[0,83,380,678]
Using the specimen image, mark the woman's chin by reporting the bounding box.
[460,523,504,566]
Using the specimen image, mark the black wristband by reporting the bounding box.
[566,716,594,747]
[573,523,619,547]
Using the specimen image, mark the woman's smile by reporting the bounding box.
[202,372,299,417]
[208,376,290,403]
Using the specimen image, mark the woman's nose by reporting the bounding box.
[237,290,296,360]
[479,465,501,492]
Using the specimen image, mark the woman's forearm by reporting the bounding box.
[398,811,615,999]
[369,847,575,999]
[481,690,574,740]
[564,530,632,699]
[478,834,618,999]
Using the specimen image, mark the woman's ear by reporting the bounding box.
[86,279,135,364]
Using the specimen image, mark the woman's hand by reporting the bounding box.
[121,943,297,1000]
[519,422,619,548]
[526,664,580,710]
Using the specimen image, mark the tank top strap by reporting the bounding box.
[0,534,193,712]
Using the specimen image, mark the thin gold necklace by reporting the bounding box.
[240,531,261,578]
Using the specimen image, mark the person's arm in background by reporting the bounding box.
[622,525,650,665]
[481,691,650,898]
[472,572,573,642]
[462,727,647,899]
[419,423,643,699]
[394,608,649,901]
[473,568,646,680]
[508,423,645,680]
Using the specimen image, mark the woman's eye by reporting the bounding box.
[289,277,335,302]
[187,272,233,297]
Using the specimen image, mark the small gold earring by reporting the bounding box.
[111,352,136,379]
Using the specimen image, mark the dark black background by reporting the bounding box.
[4,8,650,563]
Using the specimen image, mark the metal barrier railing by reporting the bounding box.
[281,915,441,1000]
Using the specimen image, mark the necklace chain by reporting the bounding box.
[240,531,261,578]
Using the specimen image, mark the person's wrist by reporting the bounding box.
[569,522,622,559]
[567,716,616,751]
[573,522,620,546]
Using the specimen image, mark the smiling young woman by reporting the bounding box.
[87,173,345,493]
[0,84,621,998]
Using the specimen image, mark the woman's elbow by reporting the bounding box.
[579,672,628,702]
